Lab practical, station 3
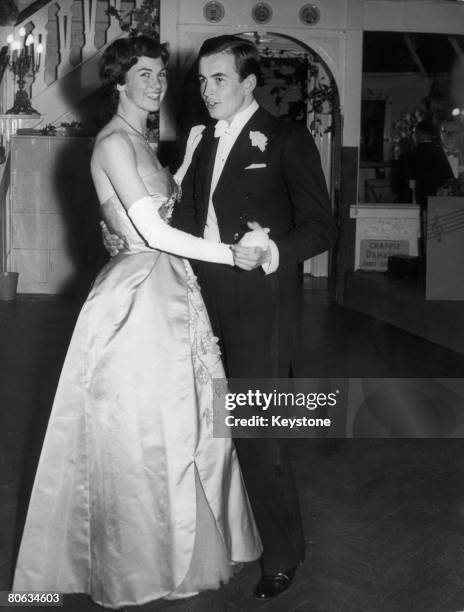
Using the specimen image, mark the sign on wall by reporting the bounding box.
[359,239,409,271]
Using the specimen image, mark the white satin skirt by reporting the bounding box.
[13,250,262,608]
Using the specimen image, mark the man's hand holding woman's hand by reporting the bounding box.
[101,216,272,270]
[232,221,271,271]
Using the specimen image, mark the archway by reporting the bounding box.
[238,31,340,276]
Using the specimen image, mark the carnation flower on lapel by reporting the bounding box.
[249,130,268,152]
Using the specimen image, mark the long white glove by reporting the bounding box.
[173,125,206,185]
[128,195,234,265]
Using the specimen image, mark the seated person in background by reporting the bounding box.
[407,120,454,211]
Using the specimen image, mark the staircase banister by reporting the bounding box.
[5,0,142,124]
[15,0,140,27]
[15,0,57,26]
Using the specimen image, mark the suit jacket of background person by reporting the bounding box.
[172,106,336,267]
[407,141,454,209]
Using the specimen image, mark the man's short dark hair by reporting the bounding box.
[198,35,261,82]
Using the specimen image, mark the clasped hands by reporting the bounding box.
[100,219,271,271]
[100,221,129,256]
[231,221,271,271]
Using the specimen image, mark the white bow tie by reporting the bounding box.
[214,120,235,138]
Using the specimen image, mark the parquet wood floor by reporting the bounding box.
[2,280,464,611]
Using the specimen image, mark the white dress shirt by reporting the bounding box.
[204,99,279,274]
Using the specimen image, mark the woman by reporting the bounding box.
[13,36,263,608]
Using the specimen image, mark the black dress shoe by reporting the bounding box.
[253,566,297,600]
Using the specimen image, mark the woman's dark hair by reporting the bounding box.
[100,36,169,89]
[198,35,261,82]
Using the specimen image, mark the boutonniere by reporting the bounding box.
[249,130,268,152]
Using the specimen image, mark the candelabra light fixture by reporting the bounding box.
[4,27,43,115]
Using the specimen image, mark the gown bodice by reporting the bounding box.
[100,167,179,251]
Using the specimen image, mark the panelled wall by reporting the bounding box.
[9,135,104,294]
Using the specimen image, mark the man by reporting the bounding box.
[172,35,336,599]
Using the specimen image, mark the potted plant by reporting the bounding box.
[0,269,19,300]
[0,247,19,300]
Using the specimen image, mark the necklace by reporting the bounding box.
[115,113,149,143]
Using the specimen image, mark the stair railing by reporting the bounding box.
[1,0,133,109]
